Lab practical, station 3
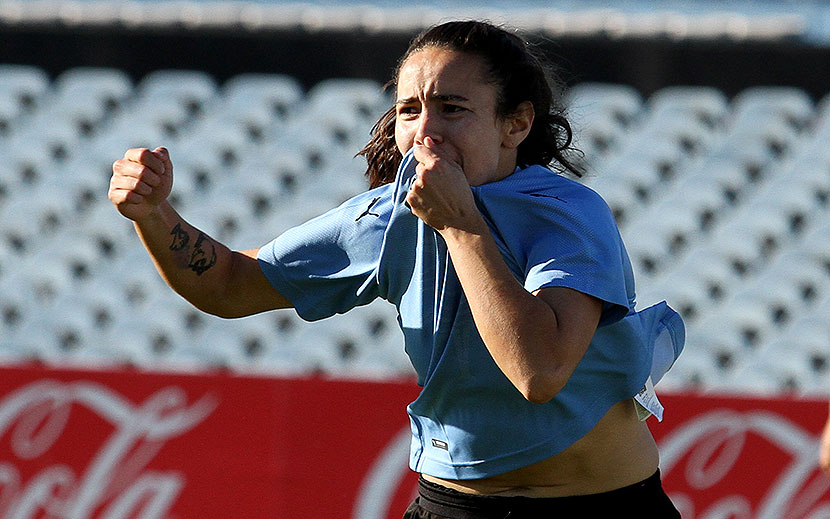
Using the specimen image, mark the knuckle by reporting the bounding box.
[135,165,152,180]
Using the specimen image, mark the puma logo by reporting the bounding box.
[356,197,382,221]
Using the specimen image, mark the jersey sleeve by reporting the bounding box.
[256,187,393,321]
[518,182,633,326]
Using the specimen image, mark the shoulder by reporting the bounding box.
[306,183,397,227]
[521,166,611,213]
[479,165,616,232]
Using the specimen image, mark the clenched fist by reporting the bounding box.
[109,147,174,222]
[406,137,483,234]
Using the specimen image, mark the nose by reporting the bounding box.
[414,108,442,146]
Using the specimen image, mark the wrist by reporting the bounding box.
[438,212,489,239]
[132,200,174,229]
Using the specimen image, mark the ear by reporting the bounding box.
[501,101,534,149]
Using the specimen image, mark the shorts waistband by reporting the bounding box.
[415,470,663,518]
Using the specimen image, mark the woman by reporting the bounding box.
[109,20,683,517]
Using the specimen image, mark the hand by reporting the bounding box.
[109,147,174,222]
[405,137,484,233]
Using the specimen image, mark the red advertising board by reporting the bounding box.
[0,365,827,518]
[652,393,830,519]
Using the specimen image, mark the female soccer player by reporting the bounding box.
[110,20,684,517]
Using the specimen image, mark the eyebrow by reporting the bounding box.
[396,93,470,105]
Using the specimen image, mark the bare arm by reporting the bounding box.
[441,226,601,403]
[109,147,291,317]
[407,140,602,404]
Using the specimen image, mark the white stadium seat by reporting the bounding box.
[647,86,729,129]
[0,64,51,117]
[136,69,219,116]
[565,82,642,128]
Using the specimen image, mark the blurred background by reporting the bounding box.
[1,0,827,392]
[0,1,828,517]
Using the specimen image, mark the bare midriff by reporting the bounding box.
[422,398,660,497]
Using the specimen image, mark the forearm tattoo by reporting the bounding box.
[169,223,217,276]
[170,223,190,251]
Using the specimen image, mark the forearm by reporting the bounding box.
[440,222,581,403]
[133,201,237,316]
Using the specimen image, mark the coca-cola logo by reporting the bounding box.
[0,379,218,519]
[658,409,830,519]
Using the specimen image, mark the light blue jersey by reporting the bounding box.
[258,150,684,479]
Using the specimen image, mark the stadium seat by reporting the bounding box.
[808,293,830,326]
[786,157,830,209]
[94,252,163,312]
[13,297,115,368]
[0,64,50,116]
[635,110,716,160]
[620,223,672,278]
[565,82,642,128]
[596,151,669,204]
[717,359,805,395]
[755,174,827,233]
[0,93,20,134]
[731,86,815,133]
[705,219,778,278]
[304,78,390,149]
[0,191,74,258]
[220,72,305,138]
[306,78,388,118]
[77,203,137,261]
[711,290,790,348]
[0,272,34,329]
[581,174,642,227]
[289,313,409,380]
[121,95,194,140]
[631,197,708,254]
[651,176,728,233]
[113,319,191,371]
[185,191,252,244]
[800,221,830,259]
[636,277,710,325]
[705,134,776,187]
[51,67,134,134]
[647,85,729,130]
[686,155,760,209]
[760,251,828,305]
[733,318,827,395]
[772,317,829,377]
[14,116,82,164]
[659,247,739,302]
[136,69,219,117]
[0,339,34,366]
[570,114,630,165]
[90,116,169,164]
[657,339,729,392]
[183,115,255,165]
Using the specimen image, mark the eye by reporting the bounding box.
[443,104,465,114]
[396,104,420,117]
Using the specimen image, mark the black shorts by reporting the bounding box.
[403,470,681,519]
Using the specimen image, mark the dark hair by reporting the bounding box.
[358,20,581,188]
